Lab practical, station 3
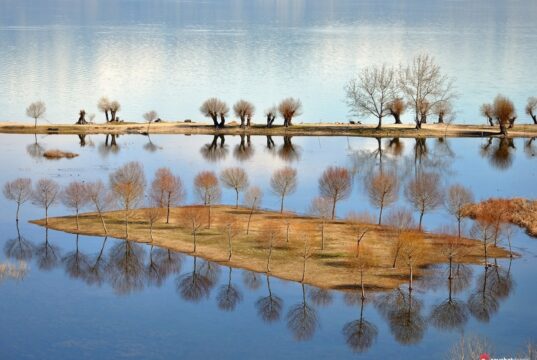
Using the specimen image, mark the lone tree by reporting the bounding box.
[26,101,46,128]
[182,207,205,253]
[150,167,185,224]
[386,207,417,268]
[97,97,111,122]
[404,172,444,230]
[318,166,352,219]
[399,54,455,129]
[61,181,89,230]
[309,196,332,250]
[365,171,399,225]
[220,215,240,261]
[220,167,249,208]
[200,98,229,128]
[399,230,426,291]
[480,103,495,126]
[445,184,474,238]
[109,161,146,238]
[233,100,255,128]
[346,211,375,257]
[3,178,32,222]
[388,97,406,124]
[432,100,453,124]
[265,106,278,128]
[143,110,158,133]
[270,166,298,213]
[258,223,281,274]
[244,186,263,235]
[84,180,110,234]
[278,98,302,127]
[32,178,60,226]
[109,100,121,121]
[344,64,397,129]
[143,206,164,243]
[526,97,537,124]
[492,95,516,136]
[194,171,221,228]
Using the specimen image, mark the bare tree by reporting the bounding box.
[3,178,32,222]
[318,166,352,219]
[265,106,278,128]
[270,166,298,213]
[200,98,228,128]
[480,103,495,126]
[399,230,426,291]
[344,64,397,129]
[470,217,495,266]
[150,167,185,224]
[258,223,281,274]
[244,186,263,235]
[26,101,46,128]
[84,180,110,234]
[445,184,474,238]
[143,110,158,133]
[526,97,537,124]
[143,206,163,243]
[365,171,399,225]
[233,100,255,128]
[220,167,249,208]
[399,54,455,129]
[432,100,453,124]
[386,207,417,268]
[404,172,444,230]
[220,215,240,261]
[493,95,516,136]
[109,100,121,121]
[182,207,205,253]
[109,161,146,238]
[299,235,313,283]
[388,97,406,124]
[61,181,89,230]
[278,98,302,127]
[194,171,221,228]
[32,178,60,226]
[346,211,375,257]
[97,97,111,122]
[309,196,332,250]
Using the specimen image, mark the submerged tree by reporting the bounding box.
[344,64,397,129]
[278,98,302,127]
[233,100,255,128]
[365,171,399,225]
[84,180,110,234]
[61,181,89,230]
[220,167,249,208]
[194,171,221,228]
[216,267,243,311]
[270,166,297,213]
[3,178,32,222]
[150,167,185,223]
[26,101,46,128]
[255,274,283,323]
[318,166,352,220]
[404,172,444,230]
[243,186,263,235]
[32,178,60,226]
[526,97,537,124]
[109,161,146,238]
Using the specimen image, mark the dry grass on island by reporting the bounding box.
[42,149,79,159]
[31,205,511,291]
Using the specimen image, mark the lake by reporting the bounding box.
[0,133,536,359]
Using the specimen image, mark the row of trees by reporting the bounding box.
[480,95,537,136]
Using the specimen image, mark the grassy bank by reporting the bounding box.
[3,121,537,138]
[31,205,510,290]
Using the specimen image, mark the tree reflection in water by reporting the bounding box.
[98,134,120,158]
[176,256,211,303]
[480,137,516,170]
[467,266,499,323]
[146,245,165,287]
[4,221,34,261]
[216,267,243,312]
[84,236,109,286]
[286,283,318,341]
[524,137,536,157]
[233,134,254,161]
[34,228,60,270]
[265,136,276,154]
[62,234,90,280]
[152,248,182,280]
[255,274,283,323]
[277,136,301,162]
[143,135,160,153]
[200,135,228,162]
[242,270,262,290]
[342,294,378,353]
[106,239,146,295]
[308,287,333,307]
[199,260,221,289]
[429,267,470,331]
[26,134,45,159]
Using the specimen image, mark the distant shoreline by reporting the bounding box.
[2,121,537,138]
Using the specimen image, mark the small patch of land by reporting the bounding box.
[43,149,79,159]
[3,121,537,138]
[31,205,510,290]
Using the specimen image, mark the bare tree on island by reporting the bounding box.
[493,95,517,136]
[84,180,110,234]
[233,100,255,128]
[265,106,278,128]
[404,172,444,230]
[445,184,474,238]
[480,103,495,126]
[194,171,221,228]
[200,98,229,128]
[109,100,121,122]
[432,100,453,124]
[526,97,537,124]
[150,168,185,224]
[61,181,89,230]
[388,98,406,124]
[309,196,332,250]
[399,54,455,129]
[98,97,111,122]
[278,98,302,127]
[318,166,352,219]
[143,206,164,243]
[32,178,60,226]
[270,167,297,213]
[243,186,263,235]
[220,167,249,208]
[26,101,46,128]
[3,178,32,222]
[143,110,158,133]
[344,64,397,129]
[109,161,146,238]
[365,171,399,225]
[182,207,205,253]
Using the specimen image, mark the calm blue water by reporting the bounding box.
[1,0,537,124]
[0,133,536,359]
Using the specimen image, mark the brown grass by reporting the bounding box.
[31,205,511,290]
[43,149,79,159]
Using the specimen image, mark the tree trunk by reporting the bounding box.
[488,117,494,126]
[125,209,129,238]
[219,114,226,128]
[235,189,239,209]
[280,194,285,213]
[166,195,171,224]
[393,112,401,124]
[267,240,273,273]
[34,118,38,128]
[378,204,384,225]
[360,269,365,300]
[228,231,232,261]
[409,263,413,291]
[211,115,218,128]
[418,209,424,230]
[193,231,197,253]
[75,208,79,230]
[499,120,508,136]
[105,111,109,122]
[532,113,537,125]
[16,203,20,222]
[438,114,444,124]
[376,115,382,129]
[208,205,211,228]
[331,195,337,220]
[45,206,48,226]
[149,223,154,243]
[320,222,324,250]
[246,205,254,235]
[240,116,245,128]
